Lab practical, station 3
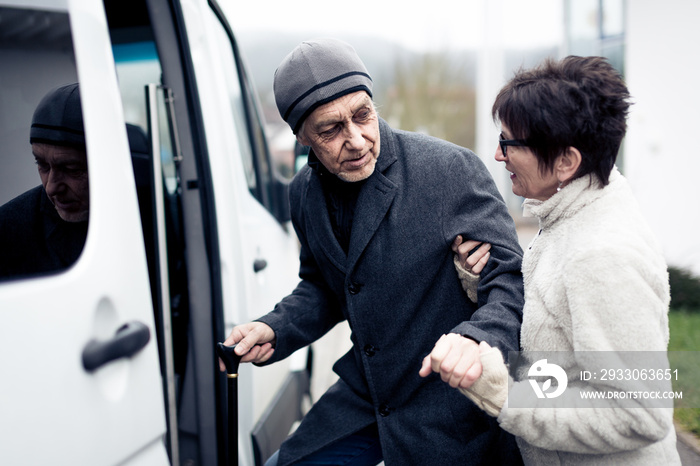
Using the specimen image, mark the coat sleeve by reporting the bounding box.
[497,246,674,454]
[442,150,524,357]
[255,172,345,364]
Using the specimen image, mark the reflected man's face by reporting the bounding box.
[32,142,89,222]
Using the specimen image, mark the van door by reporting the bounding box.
[105,0,307,464]
[0,1,169,464]
[195,0,306,422]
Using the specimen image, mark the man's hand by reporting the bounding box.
[452,235,491,275]
[218,322,276,371]
[419,333,482,389]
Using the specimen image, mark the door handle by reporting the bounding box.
[253,258,268,273]
[82,321,151,372]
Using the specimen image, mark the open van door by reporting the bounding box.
[0,1,169,464]
[1,0,308,464]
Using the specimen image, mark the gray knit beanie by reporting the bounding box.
[30,83,85,148]
[274,38,373,134]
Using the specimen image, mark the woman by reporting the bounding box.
[453,56,681,464]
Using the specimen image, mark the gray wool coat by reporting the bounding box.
[258,118,525,465]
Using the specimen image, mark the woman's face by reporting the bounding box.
[495,125,560,201]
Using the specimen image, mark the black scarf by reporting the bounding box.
[308,152,366,254]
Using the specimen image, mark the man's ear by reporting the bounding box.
[556,147,582,183]
[296,132,309,147]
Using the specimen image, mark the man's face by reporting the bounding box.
[32,142,89,222]
[297,91,380,182]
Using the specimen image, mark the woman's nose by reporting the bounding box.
[495,144,506,162]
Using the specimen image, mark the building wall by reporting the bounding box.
[625,0,700,276]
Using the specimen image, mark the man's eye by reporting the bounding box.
[356,110,370,120]
[321,126,338,138]
[65,166,87,175]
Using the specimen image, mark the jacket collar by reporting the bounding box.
[524,166,621,230]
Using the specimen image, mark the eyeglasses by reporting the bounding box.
[499,133,531,157]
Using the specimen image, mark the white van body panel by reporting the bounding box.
[0,0,307,464]
[0,0,169,464]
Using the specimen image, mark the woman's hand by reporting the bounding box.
[452,235,491,275]
[458,341,509,417]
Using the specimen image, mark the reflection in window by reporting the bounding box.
[564,0,626,170]
[602,0,625,38]
[565,0,625,58]
[208,13,258,196]
[0,7,88,281]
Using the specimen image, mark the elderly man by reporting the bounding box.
[0,83,89,279]
[223,39,524,465]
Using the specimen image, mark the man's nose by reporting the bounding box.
[344,123,365,150]
[44,169,65,195]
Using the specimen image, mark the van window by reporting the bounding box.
[206,2,279,213]
[0,6,88,281]
[207,9,258,198]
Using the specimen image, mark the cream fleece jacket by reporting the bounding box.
[459,345,509,417]
[458,168,681,465]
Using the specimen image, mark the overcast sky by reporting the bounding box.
[224,0,564,52]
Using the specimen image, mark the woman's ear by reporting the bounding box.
[556,147,582,183]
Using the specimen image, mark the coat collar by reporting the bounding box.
[304,118,398,273]
[524,166,621,230]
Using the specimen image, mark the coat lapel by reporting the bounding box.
[346,119,398,271]
[346,171,396,271]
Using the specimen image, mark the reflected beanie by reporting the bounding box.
[274,38,373,134]
[30,83,85,148]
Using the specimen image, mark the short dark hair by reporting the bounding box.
[492,56,630,185]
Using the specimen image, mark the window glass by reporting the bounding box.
[207,3,290,217]
[113,41,179,194]
[113,41,162,128]
[208,12,258,197]
[564,0,626,171]
[241,65,275,208]
[602,0,624,38]
[566,0,600,56]
[0,6,88,281]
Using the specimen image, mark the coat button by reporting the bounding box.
[348,282,362,295]
[364,344,376,357]
[378,404,391,417]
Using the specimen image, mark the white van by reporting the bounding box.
[0,0,309,464]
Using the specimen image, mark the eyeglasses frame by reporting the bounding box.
[499,133,532,157]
